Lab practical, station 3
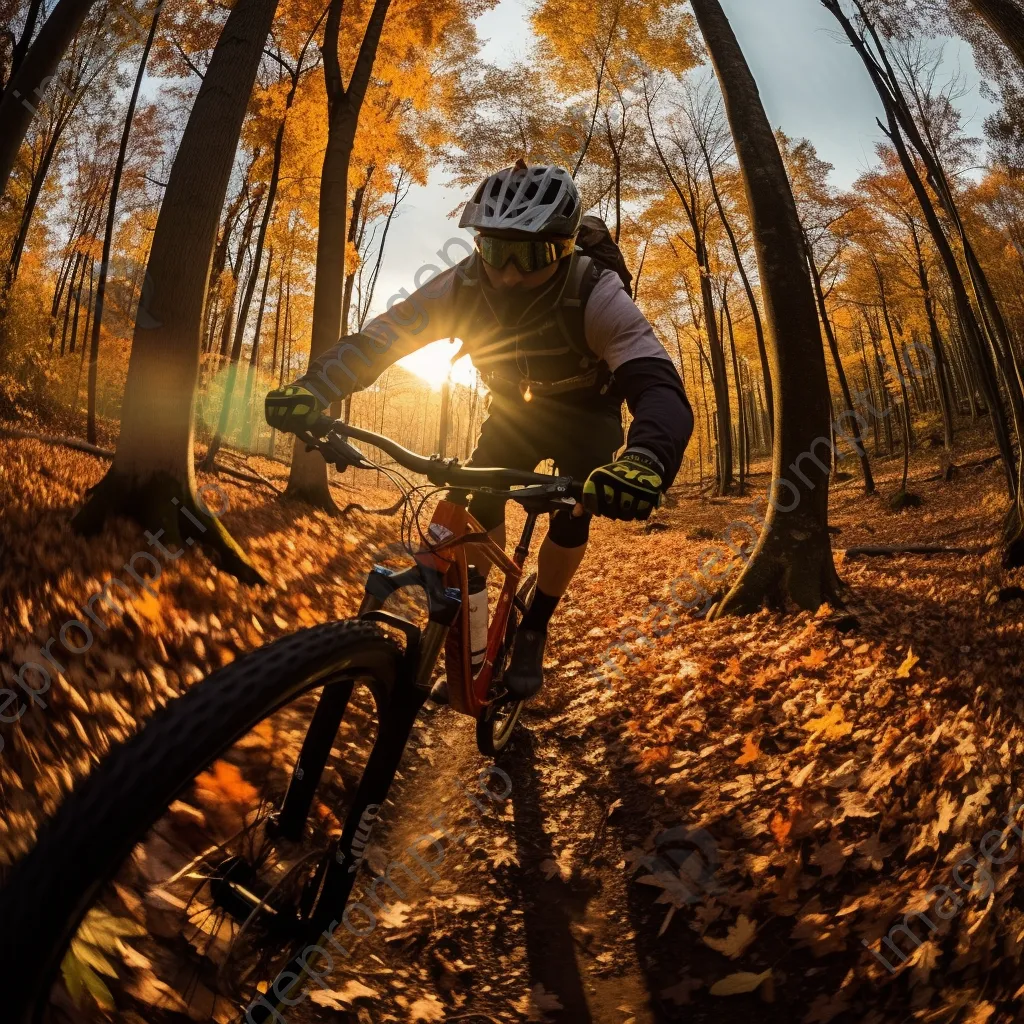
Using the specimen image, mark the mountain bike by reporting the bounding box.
[0,415,581,1024]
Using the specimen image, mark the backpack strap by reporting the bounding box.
[557,253,604,369]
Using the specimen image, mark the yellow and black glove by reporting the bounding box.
[582,449,664,522]
[265,385,323,434]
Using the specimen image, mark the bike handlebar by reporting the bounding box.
[296,416,583,506]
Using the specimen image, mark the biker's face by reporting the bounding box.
[481,256,563,291]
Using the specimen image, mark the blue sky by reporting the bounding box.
[378,0,995,385]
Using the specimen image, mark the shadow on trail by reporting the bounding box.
[496,728,594,1022]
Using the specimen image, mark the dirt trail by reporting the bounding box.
[322,661,666,1024]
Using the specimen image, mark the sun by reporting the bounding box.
[397,338,480,391]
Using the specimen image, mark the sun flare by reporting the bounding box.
[397,339,480,391]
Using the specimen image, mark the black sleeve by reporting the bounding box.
[614,356,694,488]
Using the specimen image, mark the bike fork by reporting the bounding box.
[273,681,354,842]
[246,683,428,1023]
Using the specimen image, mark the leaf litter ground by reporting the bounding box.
[0,428,1022,1023]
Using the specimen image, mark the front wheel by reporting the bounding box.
[0,619,404,1024]
[476,573,537,756]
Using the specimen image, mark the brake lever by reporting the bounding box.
[298,420,372,473]
[325,435,372,473]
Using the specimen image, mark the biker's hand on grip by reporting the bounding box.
[582,449,664,522]
[265,386,324,433]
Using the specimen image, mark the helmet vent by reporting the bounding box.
[459,163,582,237]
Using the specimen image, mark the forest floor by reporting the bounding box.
[1,422,1023,1024]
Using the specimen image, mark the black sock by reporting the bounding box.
[521,587,560,632]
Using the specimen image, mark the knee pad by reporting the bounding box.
[548,506,591,549]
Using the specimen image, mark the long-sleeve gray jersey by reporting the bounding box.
[297,253,694,485]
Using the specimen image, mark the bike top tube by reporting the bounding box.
[297,416,584,504]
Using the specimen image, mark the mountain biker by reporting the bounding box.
[266,161,694,700]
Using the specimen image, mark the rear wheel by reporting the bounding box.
[0,619,404,1024]
[476,573,537,756]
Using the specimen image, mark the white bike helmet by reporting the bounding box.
[460,160,582,237]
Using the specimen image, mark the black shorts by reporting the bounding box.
[465,392,624,530]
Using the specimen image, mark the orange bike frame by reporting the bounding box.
[413,499,522,718]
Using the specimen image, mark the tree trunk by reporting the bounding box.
[240,243,273,451]
[864,310,894,454]
[49,199,92,348]
[705,151,774,431]
[699,249,733,494]
[965,0,1024,71]
[909,221,954,449]
[87,0,162,445]
[204,186,247,353]
[692,0,840,616]
[437,370,452,456]
[68,254,86,354]
[72,0,279,584]
[285,0,393,508]
[0,0,96,199]
[808,245,874,492]
[217,186,263,361]
[204,105,288,468]
[873,259,914,449]
[724,291,747,494]
[5,126,61,296]
[58,250,81,355]
[696,335,713,470]
[827,0,1024,562]
[340,171,371,334]
[4,0,45,94]
[270,248,283,377]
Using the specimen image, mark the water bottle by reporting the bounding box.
[467,565,488,671]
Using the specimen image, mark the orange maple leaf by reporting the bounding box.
[770,809,792,846]
[735,733,760,766]
[801,648,828,670]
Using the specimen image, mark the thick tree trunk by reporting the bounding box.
[87,0,162,445]
[0,0,96,199]
[285,0,393,508]
[73,0,279,583]
[692,0,840,616]
[965,0,1024,71]
[4,0,45,94]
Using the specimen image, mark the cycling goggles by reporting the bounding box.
[475,234,577,273]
